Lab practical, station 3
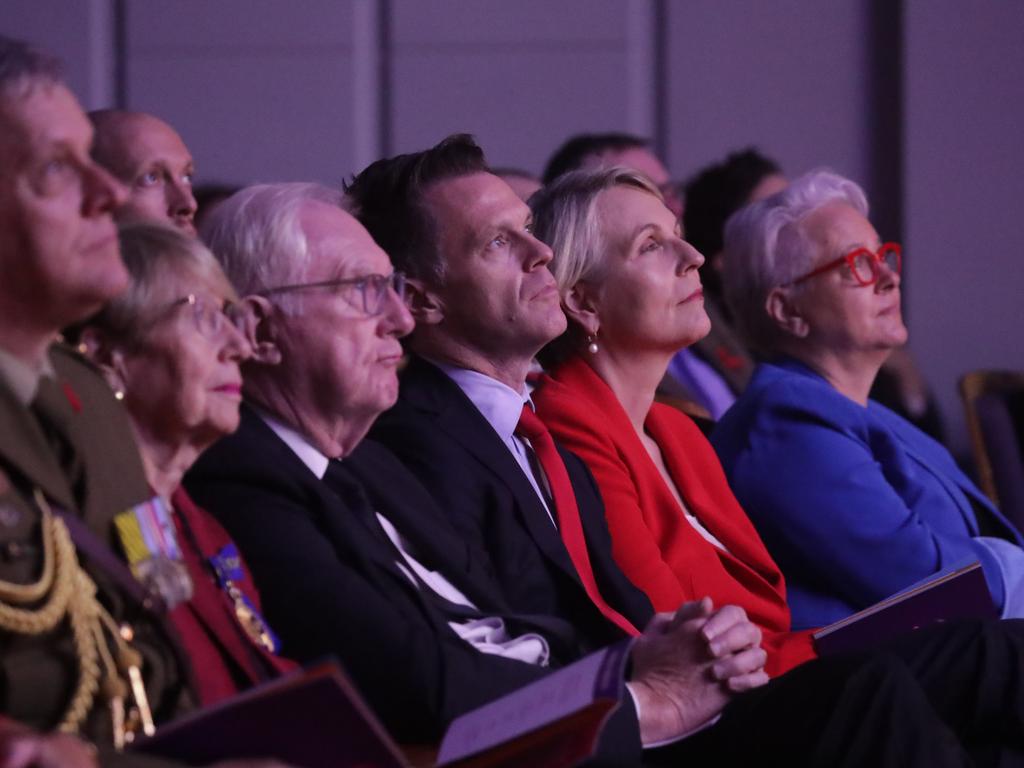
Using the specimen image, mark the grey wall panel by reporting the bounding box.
[124,0,355,186]
[904,0,1024,454]
[390,48,630,172]
[391,0,627,45]
[665,0,872,188]
[3,0,113,108]
[389,0,636,173]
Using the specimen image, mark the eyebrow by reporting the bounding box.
[628,222,662,242]
[473,210,531,243]
[840,239,881,253]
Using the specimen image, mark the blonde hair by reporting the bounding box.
[529,166,662,364]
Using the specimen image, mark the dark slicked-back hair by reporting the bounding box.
[0,35,63,99]
[344,133,488,285]
[683,147,781,259]
[542,132,650,185]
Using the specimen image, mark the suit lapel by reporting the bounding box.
[401,358,582,585]
[237,409,393,575]
[351,454,503,609]
[878,406,1024,543]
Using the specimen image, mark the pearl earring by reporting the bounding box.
[114,389,125,401]
[586,335,599,355]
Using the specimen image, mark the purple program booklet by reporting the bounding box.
[436,640,632,768]
[813,560,997,656]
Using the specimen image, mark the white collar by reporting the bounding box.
[0,346,57,406]
[254,407,331,480]
[431,360,530,442]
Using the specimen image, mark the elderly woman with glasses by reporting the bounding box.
[710,170,1024,629]
[74,222,296,707]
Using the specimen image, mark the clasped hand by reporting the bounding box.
[627,597,769,745]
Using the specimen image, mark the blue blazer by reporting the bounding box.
[712,358,1024,629]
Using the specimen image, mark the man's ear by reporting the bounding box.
[404,277,444,326]
[562,280,600,337]
[76,327,128,395]
[238,295,283,366]
[765,287,809,339]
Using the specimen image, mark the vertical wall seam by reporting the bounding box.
[378,0,393,158]
[113,0,127,107]
[651,0,669,166]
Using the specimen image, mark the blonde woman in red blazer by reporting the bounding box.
[528,167,817,678]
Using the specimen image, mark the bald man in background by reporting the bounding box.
[89,109,198,233]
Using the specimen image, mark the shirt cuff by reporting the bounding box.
[624,682,722,749]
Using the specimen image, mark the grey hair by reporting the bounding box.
[0,36,63,100]
[722,169,869,356]
[200,182,345,314]
[80,222,234,343]
[530,166,662,365]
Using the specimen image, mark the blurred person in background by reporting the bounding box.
[90,109,198,235]
[543,132,683,220]
[492,167,541,203]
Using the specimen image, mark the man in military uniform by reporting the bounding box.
[0,36,194,765]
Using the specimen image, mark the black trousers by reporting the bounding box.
[647,619,1024,767]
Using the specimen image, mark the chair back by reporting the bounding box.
[960,370,1024,530]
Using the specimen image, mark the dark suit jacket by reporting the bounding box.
[185,406,642,762]
[0,344,191,763]
[371,357,654,648]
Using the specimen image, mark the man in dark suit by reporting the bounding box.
[0,36,195,765]
[345,133,1024,763]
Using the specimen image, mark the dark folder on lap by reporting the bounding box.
[813,560,997,656]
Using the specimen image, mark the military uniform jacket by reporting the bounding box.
[0,343,194,754]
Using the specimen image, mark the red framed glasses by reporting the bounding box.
[788,242,902,287]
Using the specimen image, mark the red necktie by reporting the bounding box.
[516,405,639,637]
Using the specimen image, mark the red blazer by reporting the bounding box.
[533,357,815,677]
[169,487,296,705]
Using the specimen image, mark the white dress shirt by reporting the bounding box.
[433,361,556,525]
[256,408,549,666]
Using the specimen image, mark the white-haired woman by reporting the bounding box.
[530,167,816,679]
[711,170,1024,629]
[75,223,296,706]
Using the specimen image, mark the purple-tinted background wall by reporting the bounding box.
[5,0,1023,456]
[904,0,1024,455]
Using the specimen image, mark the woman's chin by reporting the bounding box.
[675,320,713,352]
